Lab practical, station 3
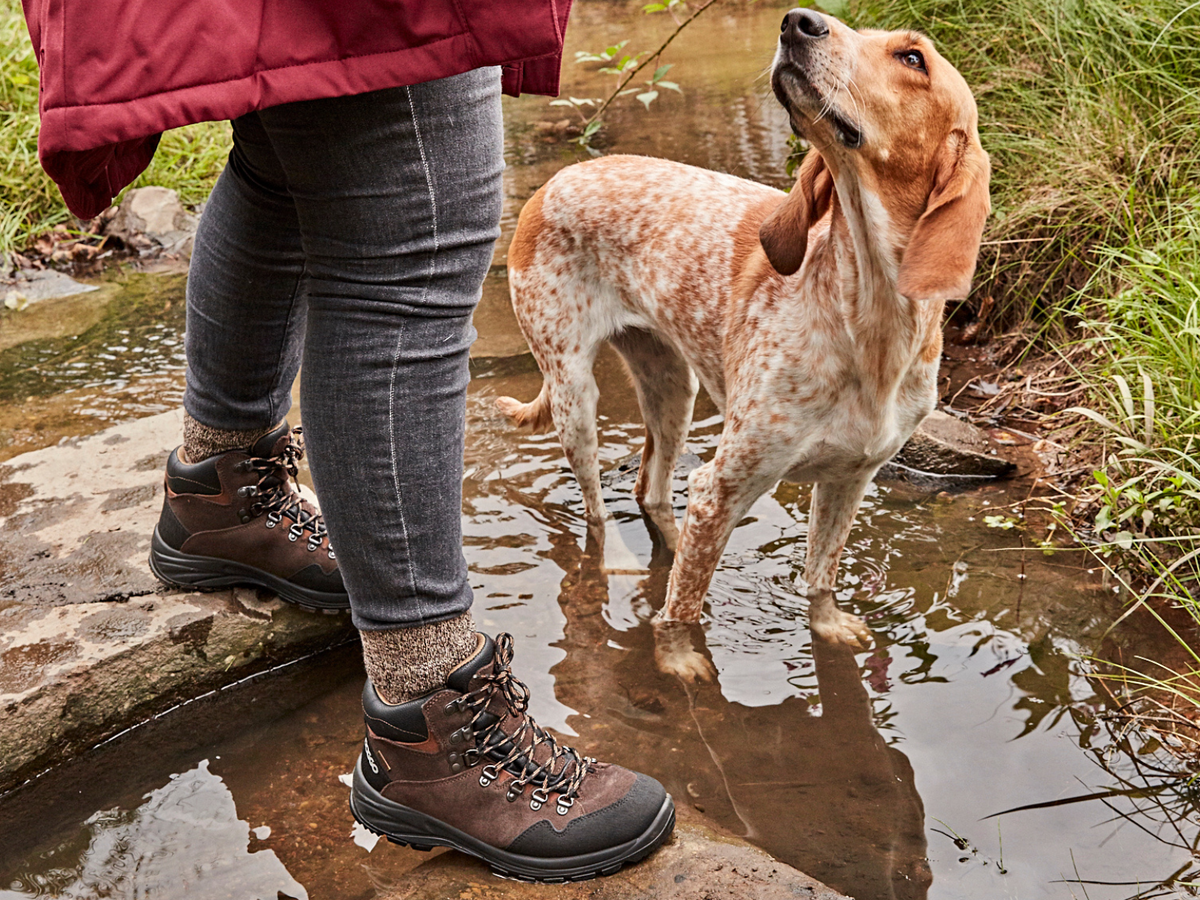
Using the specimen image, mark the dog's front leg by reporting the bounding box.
[652,455,775,680]
[805,469,878,648]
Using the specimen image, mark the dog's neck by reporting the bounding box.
[816,174,943,390]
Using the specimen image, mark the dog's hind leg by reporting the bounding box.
[609,328,698,552]
[543,354,606,528]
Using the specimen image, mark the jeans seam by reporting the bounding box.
[388,85,440,622]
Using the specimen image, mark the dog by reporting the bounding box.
[497,8,990,674]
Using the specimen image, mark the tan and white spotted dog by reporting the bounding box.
[497,8,990,674]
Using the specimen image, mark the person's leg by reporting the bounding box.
[183,111,308,450]
[254,71,502,696]
[148,112,348,611]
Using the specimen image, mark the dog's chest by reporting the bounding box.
[765,349,938,481]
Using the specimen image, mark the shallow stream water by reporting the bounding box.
[1,3,1197,898]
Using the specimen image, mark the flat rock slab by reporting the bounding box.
[0,410,353,791]
[3,268,99,306]
[377,807,847,900]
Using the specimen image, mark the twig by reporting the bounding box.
[585,0,721,127]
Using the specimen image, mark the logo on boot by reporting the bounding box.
[363,737,380,775]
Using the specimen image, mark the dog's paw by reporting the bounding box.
[652,619,716,682]
[656,645,717,682]
[810,606,873,649]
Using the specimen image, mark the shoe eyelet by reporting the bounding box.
[444,699,462,715]
[556,796,575,816]
[463,748,480,767]
[506,783,524,802]
[479,764,498,788]
[287,532,299,542]
[529,787,549,811]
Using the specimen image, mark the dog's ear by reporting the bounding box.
[759,149,834,276]
[898,130,991,301]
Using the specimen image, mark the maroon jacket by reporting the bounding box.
[22,0,571,219]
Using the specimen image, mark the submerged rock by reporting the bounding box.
[376,806,848,900]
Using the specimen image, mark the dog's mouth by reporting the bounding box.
[772,65,863,150]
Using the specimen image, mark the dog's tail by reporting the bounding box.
[495,388,555,434]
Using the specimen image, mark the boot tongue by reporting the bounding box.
[250,422,292,458]
[447,634,495,693]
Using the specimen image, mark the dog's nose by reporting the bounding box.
[781,8,829,41]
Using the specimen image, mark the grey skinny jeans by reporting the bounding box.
[182,68,503,632]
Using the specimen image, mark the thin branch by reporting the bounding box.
[585,0,721,127]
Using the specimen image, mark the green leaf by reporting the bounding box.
[1066,406,1121,433]
[583,120,602,137]
[1111,530,1135,550]
[642,2,667,11]
[983,515,1017,529]
[656,80,682,92]
[636,90,659,109]
[652,64,674,83]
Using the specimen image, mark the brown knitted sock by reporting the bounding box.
[182,412,284,463]
[360,612,481,704]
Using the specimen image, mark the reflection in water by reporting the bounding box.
[1,760,305,900]
[545,527,931,900]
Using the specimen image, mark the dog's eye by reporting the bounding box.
[896,49,926,72]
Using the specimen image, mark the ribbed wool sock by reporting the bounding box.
[182,411,284,463]
[360,612,481,704]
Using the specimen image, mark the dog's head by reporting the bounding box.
[759,9,990,302]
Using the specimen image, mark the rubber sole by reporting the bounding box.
[148,527,350,613]
[349,759,676,882]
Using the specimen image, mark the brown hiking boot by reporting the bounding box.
[351,633,675,881]
[148,422,349,612]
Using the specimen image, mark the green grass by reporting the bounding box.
[0,0,230,254]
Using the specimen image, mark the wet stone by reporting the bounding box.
[890,409,1016,478]
[375,808,847,900]
[0,639,80,695]
[75,607,151,644]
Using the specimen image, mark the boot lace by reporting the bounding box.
[236,427,331,552]
[460,634,592,806]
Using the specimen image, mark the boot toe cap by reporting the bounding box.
[504,773,669,858]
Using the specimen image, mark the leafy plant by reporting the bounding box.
[562,0,715,149]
